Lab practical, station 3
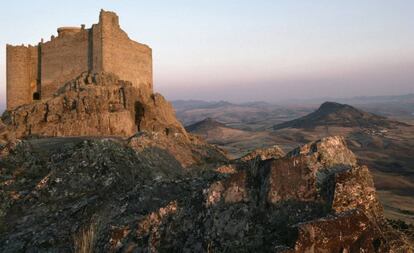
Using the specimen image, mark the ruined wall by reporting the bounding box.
[40,28,89,99]
[6,45,38,110]
[100,11,153,94]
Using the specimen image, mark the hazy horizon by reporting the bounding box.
[1,1,413,111]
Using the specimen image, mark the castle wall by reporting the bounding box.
[6,45,38,110]
[6,10,153,109]
[40,28,89,99]
[100,11,153,93]
[91,24,103,72]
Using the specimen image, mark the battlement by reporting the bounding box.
[57,27,82,37]
[99,9,120,27]
[6,9,153,110]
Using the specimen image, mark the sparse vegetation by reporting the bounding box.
[73,222,97,253]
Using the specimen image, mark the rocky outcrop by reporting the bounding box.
[127,131,227,168]
[204,170,249,206]
[260,136,356,204]
[240,145,285,162]
[291,209,381,252]
[331,165,383,220]
[1,72,185,140]
[0,72,227,168]
[199,136,412,252]
[287,135,357,167]
[0,136,412,252]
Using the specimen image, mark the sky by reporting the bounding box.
[0,0,413,110]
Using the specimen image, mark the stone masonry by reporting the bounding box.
[6,10,152,110]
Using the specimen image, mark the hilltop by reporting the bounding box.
[273,101,408,130]
[173,100,309,131]
[185,117,226,133]
[184,117,256,156]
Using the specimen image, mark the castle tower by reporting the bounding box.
[6,44,39,110]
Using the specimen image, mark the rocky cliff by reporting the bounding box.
[1,72,184,140]
[0,136,411,252]
[0,72,227,168]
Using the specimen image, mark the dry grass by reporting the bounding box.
[73,222,96,253]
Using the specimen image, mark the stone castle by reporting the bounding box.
[6,9,152,110]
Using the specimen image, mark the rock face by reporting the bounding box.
[240,145,285,162]
[1,72,185,140]
[292,209,380,252]
[273,101,408,130]
[0,119,6,144]
[127,131,227,168]
[1,136,412,252]
[258,137,356,204]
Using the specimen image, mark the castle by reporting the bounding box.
[6,10,153,110]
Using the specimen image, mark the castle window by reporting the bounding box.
[33,92,40,100]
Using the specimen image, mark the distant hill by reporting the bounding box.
[173,95,414,130]
[185,118,255,150]
[273,101,408,130]
[172,100,229,111]
[279,94,414,122]
[279,94,414,105]
[172,100,273,111]
[173,100,308,130]
[185,117,226,134]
